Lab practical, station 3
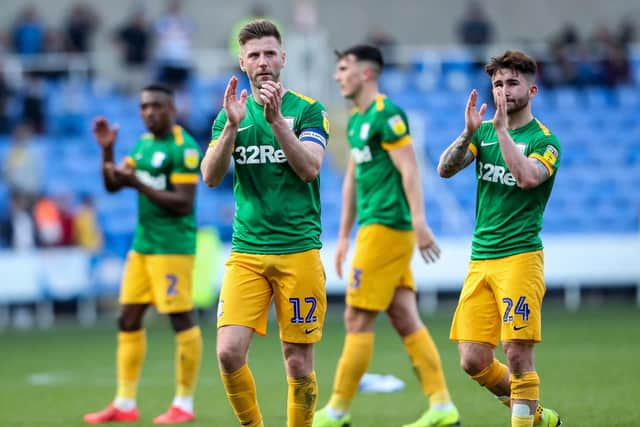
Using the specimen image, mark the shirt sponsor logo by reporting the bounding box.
[235,145,287,164]
[136,170,167,190]
[478,161,517,186]
[351,145,372,164]
[387,114,407,136]
[184,148,199,169]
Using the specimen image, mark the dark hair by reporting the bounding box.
[485,50,537,80]
[335,44,384,69]
[238,19,282,46]
[141,83,174,98]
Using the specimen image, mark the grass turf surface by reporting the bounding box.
[1,301,639,426]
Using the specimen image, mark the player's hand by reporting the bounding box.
[492,87,507,131]
[259,81,283,124]
[93,117,119,149]
[107,163,138,188]
[464,89,487,135]
[334,236,350,279]
[224,76,248,126]
[415,222,441,264]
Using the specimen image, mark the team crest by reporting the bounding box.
[184,148,199,169]
[284,117,295,129]
[322,110,330,134]
[387,115,407,136]
[360,123,370,140]
[543,145,558,166]
[151,152,166,168]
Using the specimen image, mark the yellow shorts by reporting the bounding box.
[217,249,326,344]
[450,250,545,347]
[346,224,416,311]
[120,251,195,314]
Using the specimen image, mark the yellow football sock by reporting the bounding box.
[116,330,146,400]
[403,327,451,405]
[533,404,544,424]
[511,372,540,402]
[221,364,263,427]
[287,372,318,427]
[175,326,202,397]
[512,415,534,427]
[328,332,374,412]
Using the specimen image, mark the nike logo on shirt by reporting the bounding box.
[481,140,498,147]
[238,125,253,132]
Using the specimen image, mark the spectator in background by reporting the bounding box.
[56,192,75,247]
[64,2,100,54]
[366,26,398,68]
[0,67,14,134]
[456,1,495,68]
[19,74,46,133]
[114,8,152,93]
[154,0,195,89]
[2,123,42,202]
[33,194,63,247]
[11,5,45,55]
[73,193,103,253]
[617,18,636,47]
[0,192,39,250]
[457,1,494,46]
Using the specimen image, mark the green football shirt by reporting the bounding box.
[347,94,412,230]
[211,89,329,254]
[468,118,561,259]
[125,125,201,255]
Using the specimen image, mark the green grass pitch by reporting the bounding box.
[1,301,639,426]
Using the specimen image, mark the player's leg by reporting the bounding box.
[282,341,318,427]
[270,249,326,427]
[147,254,201,424]
[84,251,151,424]
[316,225,407,426]
[217,252,273,427]
[387,287,459,427]
[494,251,561,427]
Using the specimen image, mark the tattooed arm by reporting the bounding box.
[437,130,476,178]
[438,89,486,178]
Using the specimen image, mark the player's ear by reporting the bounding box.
[281,50,286,68]
[239,56,246,72]
[529,84,538,97]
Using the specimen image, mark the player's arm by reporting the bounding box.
[389,144,440,263]
[111,162,196,215]
[492,87,551,189]
[338,156,357,240]
[201,76,246,187]
[438,89,486,178]
[271,121,325,182]
[334,156,357,278]
[437,131,476,178]
[260,81,326,182]
[201,122,237,187]
[92,117,124,192]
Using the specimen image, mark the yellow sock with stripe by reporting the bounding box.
[221,364,263,427]
[287,372,318,427]
[116,330,146,401]
[403,327,451,405]
[175,326,202,400]
[511,372,540,427]
[328,332,374,413]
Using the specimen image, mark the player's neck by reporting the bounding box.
[152,125,174,140]
[507,107,533,130]
[354,87,379,113]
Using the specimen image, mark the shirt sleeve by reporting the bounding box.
[210,109,228,147]
[125,139,143,167]
[171,138,202,185]
[528,134,561,176]
[380,106,411,151]
[298,102,329,148]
